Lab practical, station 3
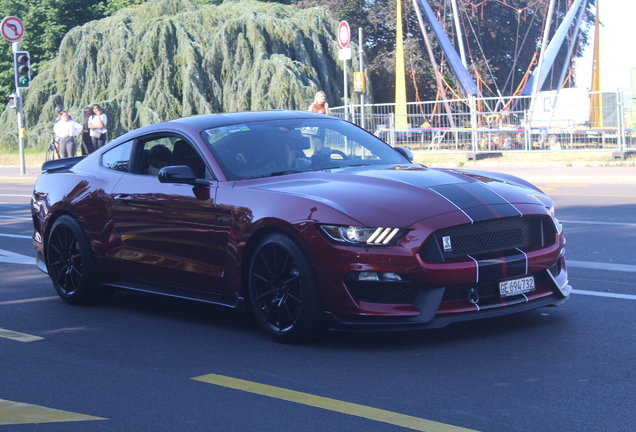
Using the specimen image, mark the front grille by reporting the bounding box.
[442,280,499,302]
[420,216,554,262]
[549,260,559,277]
[442,269,555,304]
[345,268,558,306]
[345,280,421,304]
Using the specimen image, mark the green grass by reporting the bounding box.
[0,150,52,166]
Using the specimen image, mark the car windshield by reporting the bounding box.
[201,118,409,180]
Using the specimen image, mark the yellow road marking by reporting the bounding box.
[548,193,636,198]
[0,177,38,183]
[0,296,59,306]
[0,328,44,342]
[0,399,106,425]
[192,374,479,432]
[538,184,636,197]
[543,184,590,188]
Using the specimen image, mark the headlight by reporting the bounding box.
[319,225,405,246]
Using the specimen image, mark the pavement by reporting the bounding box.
[438,161,636,184]
[2,161,636,184]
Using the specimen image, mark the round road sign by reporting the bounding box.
[1,16,25,42]
[338,21,350,49]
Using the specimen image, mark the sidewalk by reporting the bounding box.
[0,165,41,183]
[2,161,636,184]
[437,162,636,184]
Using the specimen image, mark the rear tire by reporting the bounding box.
[248,233,326,344]
[45,146,56,162]
[46,215,115,305]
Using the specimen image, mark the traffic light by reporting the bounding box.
[14,51,30,89]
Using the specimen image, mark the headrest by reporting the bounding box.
[287,130,311,150]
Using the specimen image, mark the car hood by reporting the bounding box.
[244,165,551,227]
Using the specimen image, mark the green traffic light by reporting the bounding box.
[19,77,29,85]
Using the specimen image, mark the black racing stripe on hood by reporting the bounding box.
[431,182,521,222]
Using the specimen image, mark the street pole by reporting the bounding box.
[358,27,365,130]
[13,41,26,175]
[343,59,349,121]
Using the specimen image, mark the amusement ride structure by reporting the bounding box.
[380,0,625,154]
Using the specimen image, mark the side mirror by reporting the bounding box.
[158,165,197,184]
[395,146,414,162]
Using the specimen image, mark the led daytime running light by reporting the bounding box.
[320,225,404,246]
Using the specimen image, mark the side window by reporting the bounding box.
[141,136,211,179]
[101,140,133,172]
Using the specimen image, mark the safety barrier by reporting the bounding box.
[331,89,636,159]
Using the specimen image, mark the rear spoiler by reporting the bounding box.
[41,155,86,173]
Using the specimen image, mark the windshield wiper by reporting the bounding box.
[306,166,342,172]
[243,170,302,179]
[269,169,302,176]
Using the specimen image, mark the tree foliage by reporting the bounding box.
[0,0,104,99]
[0,0,354,149]
[298,0,596,103]
[0,0,596,150]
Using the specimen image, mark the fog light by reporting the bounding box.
[358,272,380,281]
[357,272,402,282]
[380,272,402,281]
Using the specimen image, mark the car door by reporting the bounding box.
[107,134,232,299]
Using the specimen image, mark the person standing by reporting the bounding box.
[307,90,330,114]
[53,111,82,158]
[81,107,95,154]
[88,104,108,150]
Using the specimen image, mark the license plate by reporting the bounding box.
[499,275,535,298]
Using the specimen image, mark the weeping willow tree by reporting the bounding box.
[0,0,357,149]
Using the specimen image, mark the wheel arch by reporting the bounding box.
[239,223,316,304]
[41,210,81,263]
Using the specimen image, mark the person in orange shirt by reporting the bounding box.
[307,90,330,114]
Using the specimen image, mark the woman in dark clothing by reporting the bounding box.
[82,107,95,154]
[88,104,108,150]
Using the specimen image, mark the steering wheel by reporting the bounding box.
[330,149,349,160]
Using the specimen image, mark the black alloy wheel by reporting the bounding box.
[248,233,325,344]
[46,215,114,305]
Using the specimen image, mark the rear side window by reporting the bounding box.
[101,140,133,172]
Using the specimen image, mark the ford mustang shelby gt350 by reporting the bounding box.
[31,110,570,343]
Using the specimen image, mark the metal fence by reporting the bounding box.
[331,89,636,157]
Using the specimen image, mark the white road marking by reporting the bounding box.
[561,220,636,227]
[0,249,36,265]
[0,328,44,342]
[567,260,636,273]
[0,233,31,239]
[571,289,636,301]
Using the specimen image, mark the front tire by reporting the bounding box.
[45,146,56,162]
[46,215,114,305]
[248,233,326,344]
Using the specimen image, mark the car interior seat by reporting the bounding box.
[171,140,206,178]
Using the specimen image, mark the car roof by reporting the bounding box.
[167,110,338,130]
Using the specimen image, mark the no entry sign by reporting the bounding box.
[337,21,350,49]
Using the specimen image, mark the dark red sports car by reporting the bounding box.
[31,110,570,343]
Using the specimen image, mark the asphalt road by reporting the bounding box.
[1,166,635,432]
